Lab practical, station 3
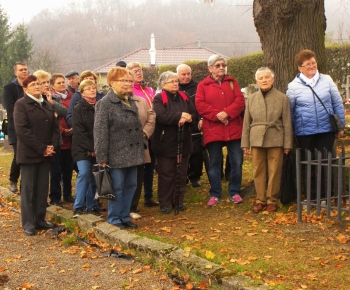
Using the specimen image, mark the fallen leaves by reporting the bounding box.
[336,233,348,244]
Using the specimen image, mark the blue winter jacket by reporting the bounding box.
[286,73,345,136]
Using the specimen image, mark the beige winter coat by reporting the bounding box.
[241,87,293,149]
[132,95,156,163]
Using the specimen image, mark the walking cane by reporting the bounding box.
[174,125,184,215]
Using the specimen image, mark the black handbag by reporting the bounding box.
[307,85,343,133]
[279,152,297,205]
[93,165,115,200]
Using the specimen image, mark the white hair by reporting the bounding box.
[255,67,275,80]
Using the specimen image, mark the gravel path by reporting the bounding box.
[0,201,176,290]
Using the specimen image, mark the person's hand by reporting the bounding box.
[284,148,291,154]
[243,148,250,155]
[198,119,203,130]
[99,162,106,168]
[63,128,73,136]
[337,130,344,139]
[181,112,192,122]
[178,117,187,127]
[216,111,229,124]
[43,145,55,156]
[45,91,54,104]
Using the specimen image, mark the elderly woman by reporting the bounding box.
[13,75,60,236]
[122,71,156,219]
[242,67,293,213]
[72,80,101,217]
[94,67,144,229]
[66,70,105,127]
[196,54,245,207]
[126,62,159,208]
[151,71,198,214]
[287,49,345,198]
[48,73,74,205]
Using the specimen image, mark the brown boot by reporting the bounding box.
[144,198,159,207]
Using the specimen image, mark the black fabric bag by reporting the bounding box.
[93,165,115,200]
[329,114,343,133]
[1,118,8,135]
[279,152,297,205]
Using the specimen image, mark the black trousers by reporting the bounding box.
[296,132,335,198]
[9,144,20,183]
[20,162,50,230]
[130,164,145,212]
[156,154,189,207]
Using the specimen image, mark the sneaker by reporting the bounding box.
[207,197,221,207]
[130,212,141,219]
[73,208,85,218]
[86,207,102,217]
[230,194,243,204]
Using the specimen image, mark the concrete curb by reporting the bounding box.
[0,186,270,290]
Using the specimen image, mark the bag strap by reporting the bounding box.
[306,84,330,115]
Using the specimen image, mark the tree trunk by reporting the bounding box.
[253,0,326,91]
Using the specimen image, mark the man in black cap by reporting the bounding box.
[65,71,80,94]
[116,60,127,67]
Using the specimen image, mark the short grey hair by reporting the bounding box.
[255,67,275,80]
[126,62,142,70]
[176,63,191,73]
[158,71,178,87]
[208,54,226,66]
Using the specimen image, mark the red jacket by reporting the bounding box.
[51,90,73,150]
[196,75,245,146]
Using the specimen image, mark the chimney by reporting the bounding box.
[149,33,156,66]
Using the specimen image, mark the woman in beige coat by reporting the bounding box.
[125,71,156,219]
[241,67,293,213]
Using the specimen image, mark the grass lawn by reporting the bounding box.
[1,146,350,290]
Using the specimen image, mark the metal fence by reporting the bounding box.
[296,147,350,222]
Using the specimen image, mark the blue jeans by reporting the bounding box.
[108,166,137,225]
[206,140,243,198]
[74,160,96,210]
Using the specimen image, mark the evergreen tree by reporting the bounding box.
[0,6,12,98]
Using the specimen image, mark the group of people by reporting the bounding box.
[1,48,345,236]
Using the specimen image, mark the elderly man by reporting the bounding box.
[196,54,245,207]
[241,67,293,213]
[177,64,203,188]
[2,61,28,193]
[65,71,80,93]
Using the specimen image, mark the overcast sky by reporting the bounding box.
[1,0,349,34]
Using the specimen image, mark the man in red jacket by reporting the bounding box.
[196,54,245,207]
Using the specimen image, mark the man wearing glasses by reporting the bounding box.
[2,61,28,194]
[196,54,245,207]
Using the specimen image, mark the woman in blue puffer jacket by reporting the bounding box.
[287,49,345,198]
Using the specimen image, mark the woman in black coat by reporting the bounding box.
[71,80,100,218]
[13,75,60,236]
[151,71,198,214]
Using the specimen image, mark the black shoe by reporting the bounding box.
[63,196,75,203]
[73,208,85,218]
[86,207,103,217]
[173,204,187,211]
[122,221,138,228]
[9,181,18,193]
[50,200,63,206]
[113,223,126,229]
[191,180,201,188]
[35,221,55,229]
[24,229,35,236]
[144,198,159,207]
[160,206,172,214]
[96,202,107,212]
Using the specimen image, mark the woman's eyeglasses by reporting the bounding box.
[164,80,179,85]
[212,63,227,69]
[115,80,134,84]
